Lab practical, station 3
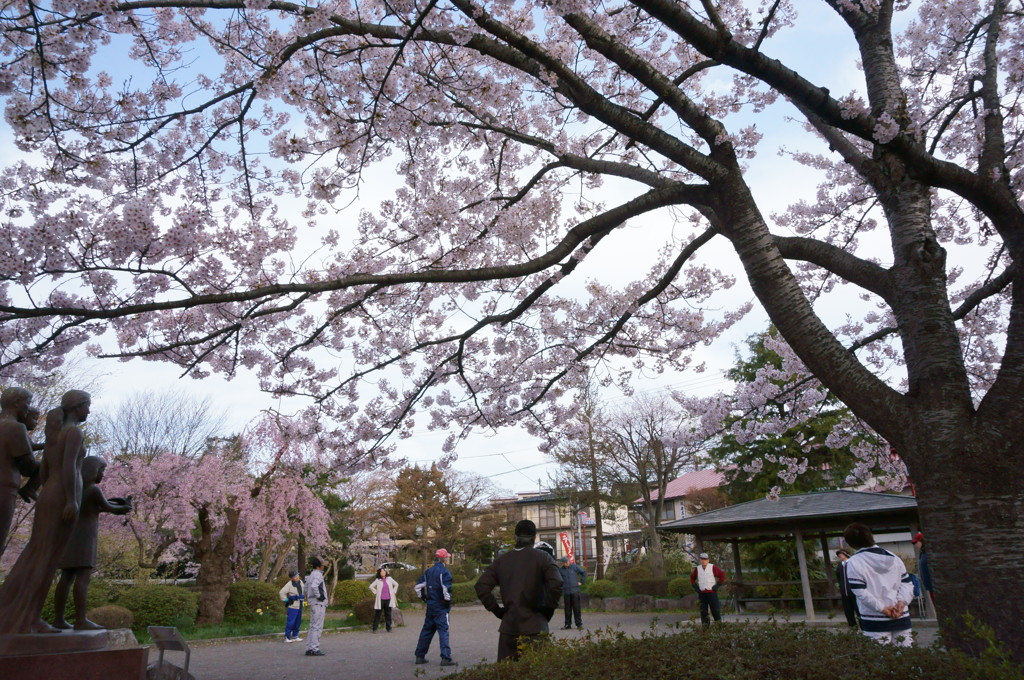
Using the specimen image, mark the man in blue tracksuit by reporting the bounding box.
[414,548,456,667]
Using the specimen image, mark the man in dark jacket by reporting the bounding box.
[414,548,456,666]
[556,556,586,630]
[475,519,563,662]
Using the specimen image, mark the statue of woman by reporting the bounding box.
[0,390,91,635]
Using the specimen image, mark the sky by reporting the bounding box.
[0,1,883,496]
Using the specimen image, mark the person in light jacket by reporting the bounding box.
[304,557,328,657]
[279,570,304,642]
[369,567,399,633]
[843,523,915,646]
[690,552,727,627]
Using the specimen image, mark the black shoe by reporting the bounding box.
[577,625,584,629]
[305,650,326,656]
[561,625,571,630]
[440,659,457,667]
[415,657,428,665]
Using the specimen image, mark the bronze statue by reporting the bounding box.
[53,456,131,630]
[0,387,37,562]
[17,406,44,503]
[0,390,91,634]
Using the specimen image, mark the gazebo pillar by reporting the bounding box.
[731,538,742,581]
[793,528,815,620]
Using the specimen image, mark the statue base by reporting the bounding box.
[0,629,147,679]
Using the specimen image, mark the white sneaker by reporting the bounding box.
[284,638,293,643]
[293,637,303,642]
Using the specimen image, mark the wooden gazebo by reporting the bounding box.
[659,490,921,620]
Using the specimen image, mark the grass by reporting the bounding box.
[132,610,362,644]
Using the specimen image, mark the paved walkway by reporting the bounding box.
[162,605,940,680]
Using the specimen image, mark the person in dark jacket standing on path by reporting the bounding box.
[835,548,859,628]
[690,552,726,627]
[475,519,564,662]
[556,556,586,630]
[414,548,456,667]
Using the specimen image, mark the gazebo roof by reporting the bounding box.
[660,490,918,540]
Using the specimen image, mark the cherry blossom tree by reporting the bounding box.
[1,0,1023,656]
[104,414,331,623]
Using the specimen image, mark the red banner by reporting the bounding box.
[558,532,575,563]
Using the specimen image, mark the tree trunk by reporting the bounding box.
[193,504,242,625]
[906,432,1024,661]
[297,534,306,576]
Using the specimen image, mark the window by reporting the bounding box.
[537,506,558,528]
[660,503,676,521]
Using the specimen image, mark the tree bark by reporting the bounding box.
[193,504,242,625]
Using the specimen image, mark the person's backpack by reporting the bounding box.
[909,573,921,598]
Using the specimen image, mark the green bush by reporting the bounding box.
[116,584,199,631]
[449,623,1022,680]
[86,604,134,629]
[667,577,693,598]
[622,565,653,582]
[451,581,478,605]
[332,579,372,608]
[41,579,124,623]
[393,570,421,600]
[224,580,281,622]
[629,578,669,597]
[336,563,356,581]
[584,579,620,599]
[351,597,377,625]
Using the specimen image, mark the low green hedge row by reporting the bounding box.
[224,580,281,622]
[450,623,1021,680]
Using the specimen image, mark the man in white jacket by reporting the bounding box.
[304,557,328,657]
[279,570,304,643]
[842,523,915,646]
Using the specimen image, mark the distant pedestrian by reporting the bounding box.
[475,519,563,662]
[279,570,304,643]
[835,548,858,628]
[843,523,914,646]
[304,557,328,657]
[369,567,399,633]
[911,532,934,607]
[556,556,586,630]
[690,552,726,627]
[414,548,456,667]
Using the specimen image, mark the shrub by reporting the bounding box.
[224,580,281,622]
[622,565,653,582]
[667,577,693,598]
[449,623,1022,680]
[585,579,620,599]
[392,570,421,600]
[451,581,478,605]
[351,597,377,625]
[336,563,356,581]
[629,578,669,597]
[41,579,122,622]
[116,584,199,631]
[86,605,134,629]
[332,579,372,608]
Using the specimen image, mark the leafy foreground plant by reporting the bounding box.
[450,624,1023,680]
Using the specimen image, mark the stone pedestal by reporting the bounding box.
[0,629,147,680]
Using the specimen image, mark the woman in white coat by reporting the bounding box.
[368,567,399,632]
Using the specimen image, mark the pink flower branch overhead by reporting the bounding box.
[2,0,1024,656]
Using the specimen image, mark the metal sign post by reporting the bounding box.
[148,626,191,677]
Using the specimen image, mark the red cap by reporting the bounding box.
[912,532,923,544]
[435,548,450,559]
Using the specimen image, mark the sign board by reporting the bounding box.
[558,531,575,563]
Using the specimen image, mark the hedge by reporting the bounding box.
[667,577,692,599]
[224,580,282,622]
[86,605,134,629]
[584,579,621,599]
[449,622,1022,680]
[333,579,373,608]
[116,584,199,631]
[629,578,669,597]
[41,579,123,623]
[451,581,479,604]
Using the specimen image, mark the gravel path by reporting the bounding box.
[159,605,939,680]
